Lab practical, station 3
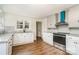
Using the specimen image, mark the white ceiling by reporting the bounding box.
[2,4,75,18]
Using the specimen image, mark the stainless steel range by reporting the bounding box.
[53,32,69,51]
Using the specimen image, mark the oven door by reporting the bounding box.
[53,34,66,45]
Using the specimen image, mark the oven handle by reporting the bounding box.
[53,35,66,38]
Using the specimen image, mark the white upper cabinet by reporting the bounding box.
[47,15,56,29]
[68,5,79,28]
[0,8,5,33]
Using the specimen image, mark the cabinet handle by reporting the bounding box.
[74,42,77,44]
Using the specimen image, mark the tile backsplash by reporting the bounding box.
[57,26,69,33]
[70,28,79,34]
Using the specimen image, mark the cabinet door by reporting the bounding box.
[75,38,79,55]
[66,36,76,54]
[43,33,49,43]
[13,33,24,45]
[47,33,53,45]
[0,17,4,33]
[0,43,8,55]
[23,33,34,43]
[47,16,51,28]
[47,15,56,28]
[13,33,34,46]
[43,33,53,46]
[68,6,79,27]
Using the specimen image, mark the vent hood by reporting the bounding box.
[55,22,68,26]
[55,10,68,26]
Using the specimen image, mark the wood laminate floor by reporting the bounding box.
[12,38,67,55]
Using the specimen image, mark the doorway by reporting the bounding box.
[36,21,42,41]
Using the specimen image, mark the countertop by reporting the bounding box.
[43,32,79,37]
[15,31,33,33]
[67,34,79,37]
[43,31,70,34]
[0,33,13,43]
[43,31,54,34]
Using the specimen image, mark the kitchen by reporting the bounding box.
[0,4,79,55]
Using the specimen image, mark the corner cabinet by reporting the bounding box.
[13,33,34,46]
[66,35,79,55]
[47,15,56,29]
[42,32,53,45]
[68,6,79,28]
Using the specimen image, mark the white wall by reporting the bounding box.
[3,5,79,40]
[4,13,39,40]
[4,12,46,40]
[55,9,69,33]
[57,26,69,33]
[68,5,79,34]
[43,6,79,34]
[57,5,79,34]
[41,15,58,33]
[0,8,5,33]
[41,18,48,33]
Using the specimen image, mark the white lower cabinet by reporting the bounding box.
[42,32,53,45]
[0,40,12,55]
[13,33,34,46]
[8,41,12,55]
[66,35,79,55]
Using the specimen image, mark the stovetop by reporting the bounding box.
[53,32,70,34]
[53,32,70,36]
